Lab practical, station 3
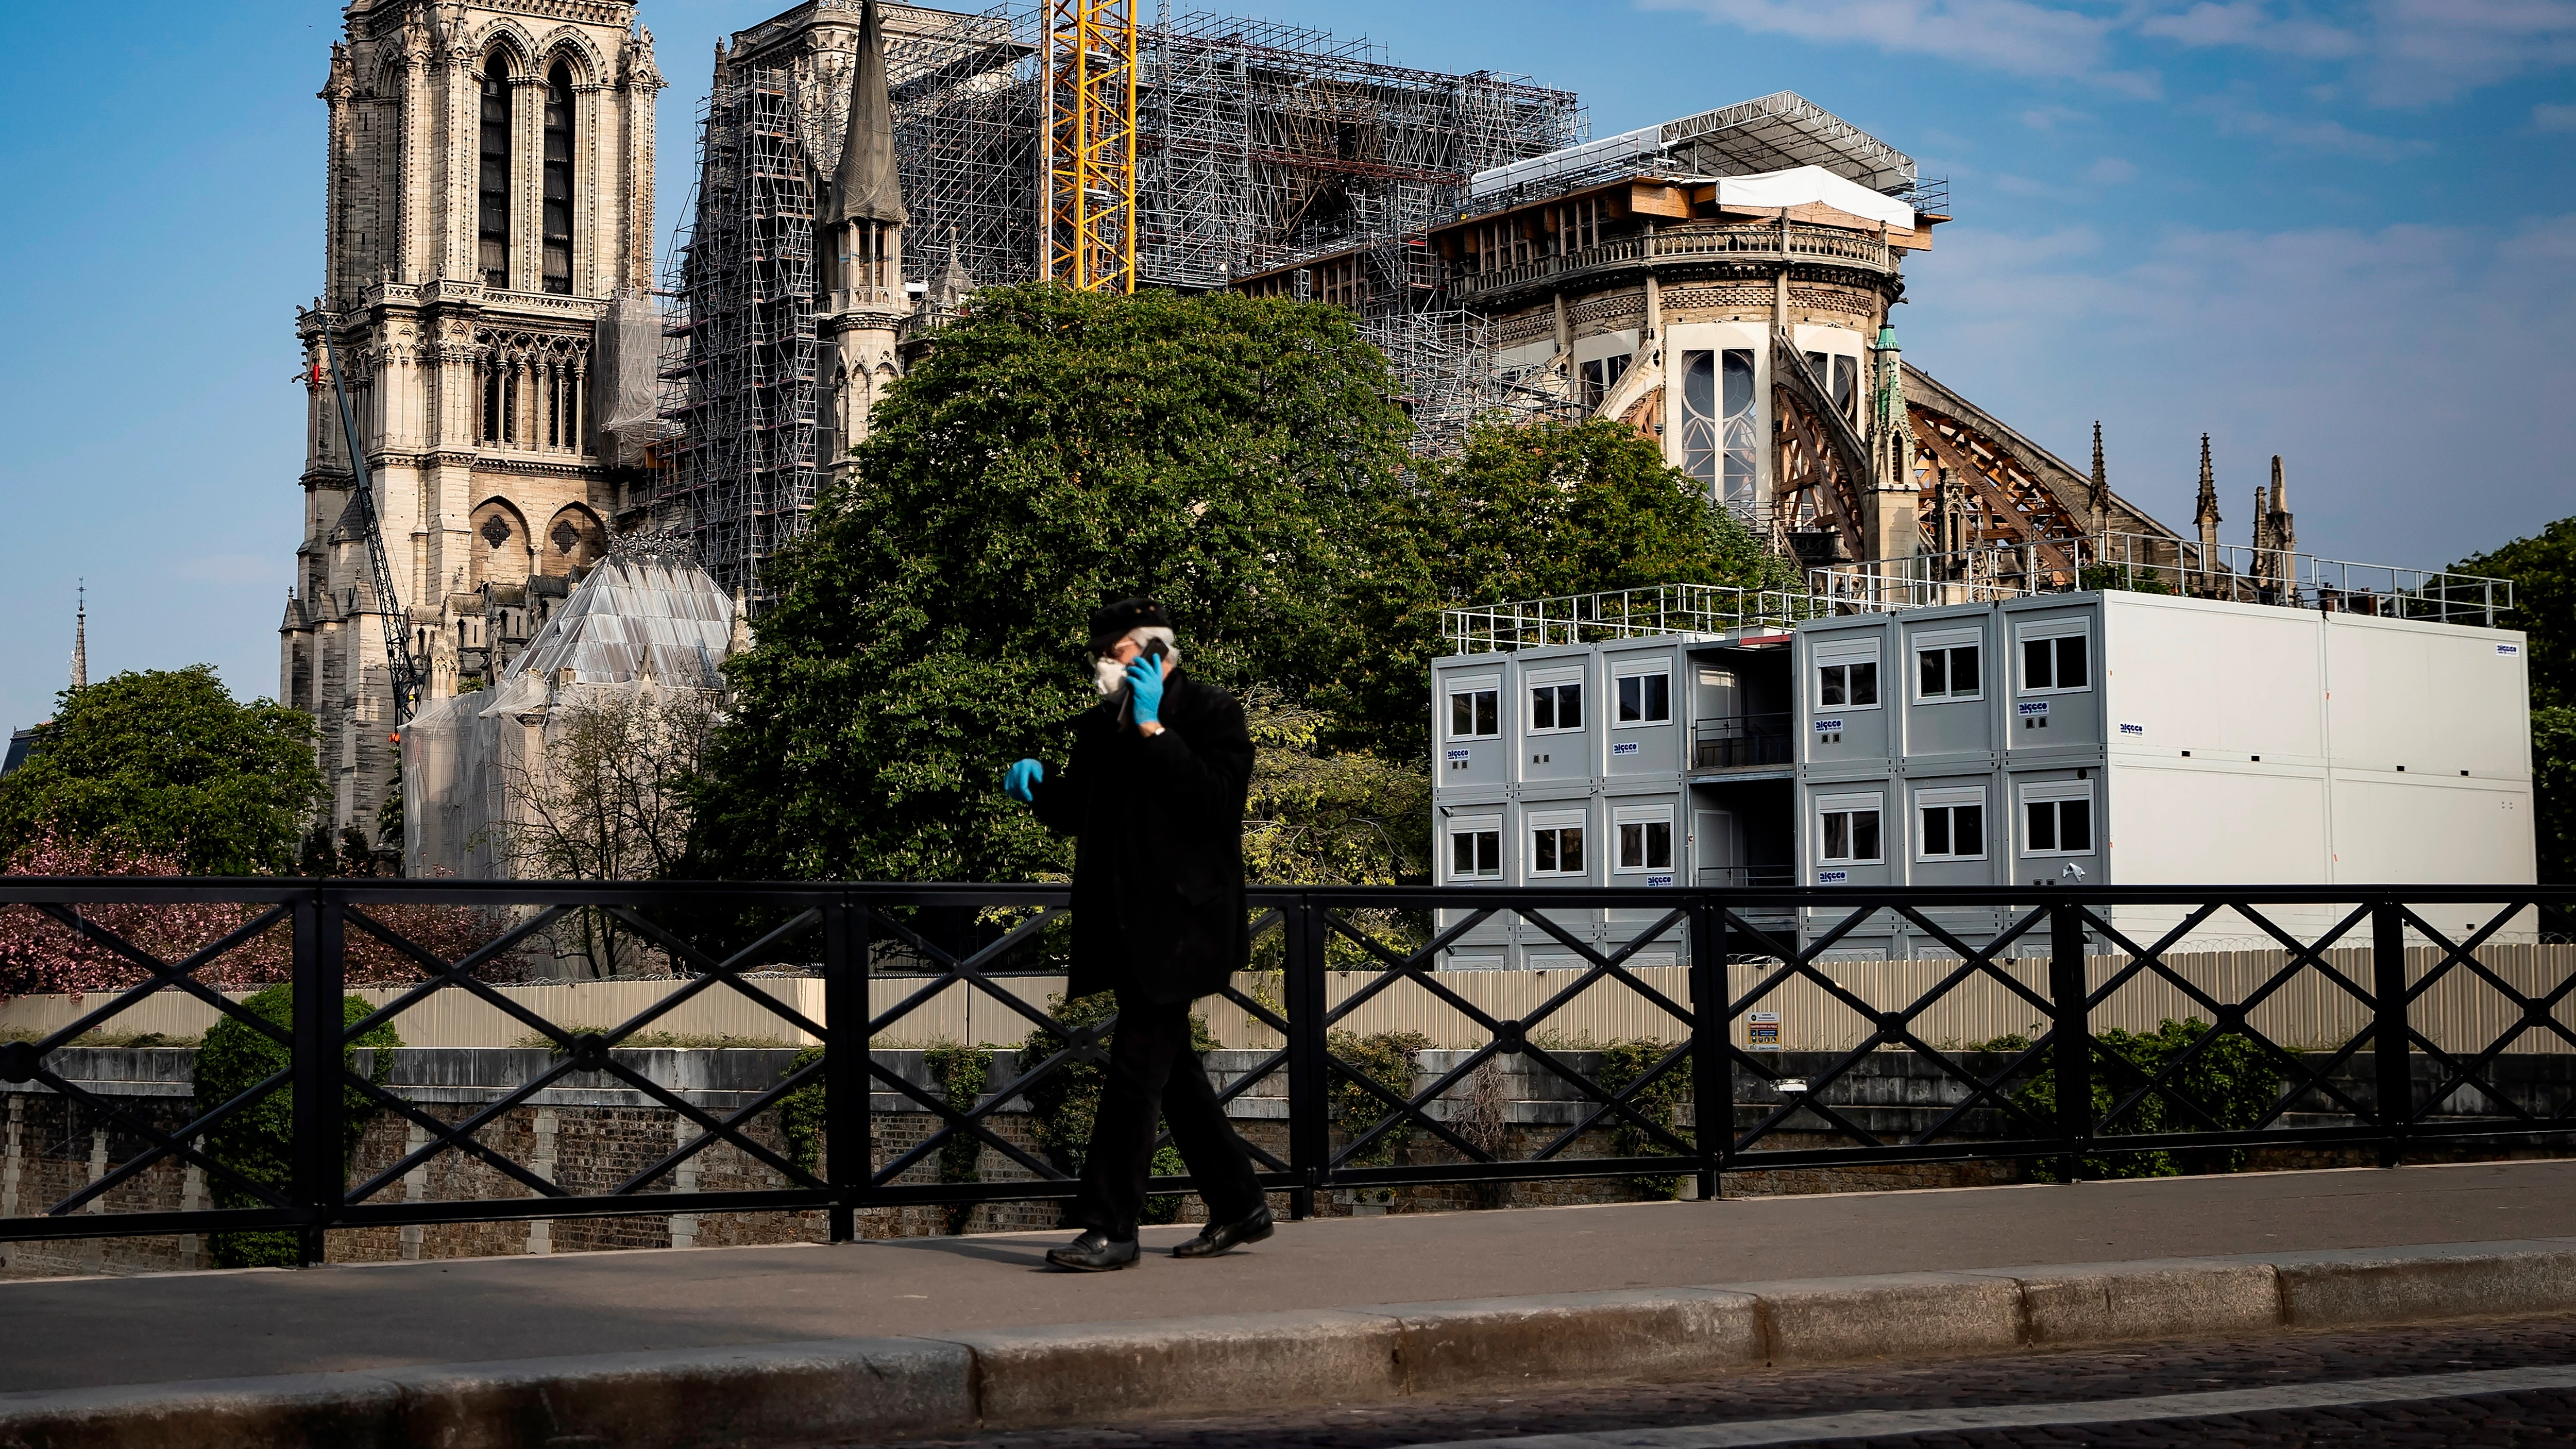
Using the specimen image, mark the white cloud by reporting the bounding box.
[1645,0,2117,77]
[2196,95,2437,159]
[2087,155,2141,183]
[2021,104,2093,129]
[1899,213,2576,565]
[1656,0,2573,108]
[2139,1,2365,57]
[2365,0,2576,104]
[2536,101,2576,129]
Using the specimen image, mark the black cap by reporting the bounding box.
[1088,596,1171,652]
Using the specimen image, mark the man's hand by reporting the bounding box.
[1003,758,1045,803]
[1124,656,1164,727]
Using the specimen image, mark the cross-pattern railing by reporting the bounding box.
[0,880,2570,1262]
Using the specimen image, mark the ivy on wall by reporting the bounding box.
[189,984,400,1268]
[1591,1041,1695,1200]
[2010,1016,2279,1180]
[1327,1029,1432,1170]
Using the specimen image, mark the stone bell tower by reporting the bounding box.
[282,0,663,848]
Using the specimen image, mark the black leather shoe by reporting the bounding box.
[1173,1204,1273,1259]
[1045,1231,1140,1272]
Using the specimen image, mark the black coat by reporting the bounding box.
[1027,672,1253,1005]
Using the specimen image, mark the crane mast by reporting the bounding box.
[310,314,425,725]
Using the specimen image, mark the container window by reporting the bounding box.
[1449,827,1500,879]
[2021,632,2091,692]
[1529,680,1583,732]
[1920,802,1986,860]
[1819,660,1879,708]
[1819,804,1883,864]
[1448,686,1499,739]
[1918,644,1981,701]
[1530,821,1586,876]
[1617,671,1671,724]
[2023,793,2096,855]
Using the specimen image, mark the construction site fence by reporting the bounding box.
[10,944,2571,1056]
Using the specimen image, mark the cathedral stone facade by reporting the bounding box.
[281,0,665,846]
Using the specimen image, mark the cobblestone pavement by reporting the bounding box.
[837,1316,2576,1448]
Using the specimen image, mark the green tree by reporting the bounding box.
[0,667,324,876]
[2456,516,2573,708]
[2456,516,2576,881]
[1327,416,1799,760]
[685,284,1413,885]
[2535,706,2574,884]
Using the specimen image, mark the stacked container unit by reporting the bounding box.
[1792,590,2536,958]
[1431,637,1699,970]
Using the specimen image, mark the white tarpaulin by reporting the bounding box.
[1711,166,1916,229]
[404,542,734,879]
[592,289,662,469]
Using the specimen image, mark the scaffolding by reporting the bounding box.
[658,64,820,608]
[659,2,1585,603]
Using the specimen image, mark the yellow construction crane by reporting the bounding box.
[1043,0,1138,292]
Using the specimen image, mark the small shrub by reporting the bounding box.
[924,1042,991,1234]
[191,984,400,1267]
[2018,1017,2278,1180]
[1327,1029,1432,1170]
[1592,1039,1694,1199]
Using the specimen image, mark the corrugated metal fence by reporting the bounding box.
[7,944,2567,1053]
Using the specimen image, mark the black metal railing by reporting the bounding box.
[1,879,2571,1262]
[1693,712,1794,769]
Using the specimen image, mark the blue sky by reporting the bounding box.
[2,0,2569,729]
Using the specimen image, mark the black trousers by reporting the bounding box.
[1066,993,1264,1240]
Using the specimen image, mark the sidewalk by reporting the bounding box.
[6,1161,2576,1446]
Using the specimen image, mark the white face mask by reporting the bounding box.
[1092,627,1179,698]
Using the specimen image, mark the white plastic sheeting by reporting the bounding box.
[1709,166,1915,229]
[403,548,734,879]
[592,289,663,469]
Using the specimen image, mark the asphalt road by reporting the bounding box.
[839,1316,2576,1447]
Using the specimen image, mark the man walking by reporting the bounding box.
[1003,598,1273,1270]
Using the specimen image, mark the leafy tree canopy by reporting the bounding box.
[2456,515,2574,708]
[2456,514,2574,882]
[0,667,323,876]
[686,284,1413,883]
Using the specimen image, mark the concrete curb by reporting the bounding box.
[8,1238,2576,1448]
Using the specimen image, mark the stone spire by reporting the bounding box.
[2192,433,2220,588]
[2087,421,2109,540]
[1863,322,1921,565]
[70,582,87,691]
[830,0,908,228]
[935,227,976,310]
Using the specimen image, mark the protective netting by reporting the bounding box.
[591,288,663,469]
[404,547,734,879]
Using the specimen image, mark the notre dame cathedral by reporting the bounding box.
[280,2,666,845]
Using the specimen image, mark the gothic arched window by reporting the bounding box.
[478,57,511,288]
[542,64,574,295]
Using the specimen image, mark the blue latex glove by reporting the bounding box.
[1003,758,1044,803]
[1124,655,1165,726]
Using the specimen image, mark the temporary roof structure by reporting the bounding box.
[402,535,734,880]
[1470,90,1916,204]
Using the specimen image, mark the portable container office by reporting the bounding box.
[1429,587,2534,967]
